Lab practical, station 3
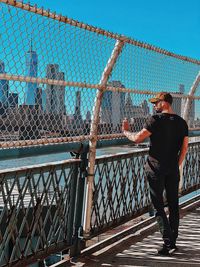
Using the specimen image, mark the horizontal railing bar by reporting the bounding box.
[180,186,200,199]
[0,142,86,159]
[0,130,199,151]
[0,74,100,90]
[0,138,129,160]
[189,128,200,131]
[1,140,198,173]
[95,149,149,163]
[0,158,80,175]
[188,131,200,136]
[0,135,90,149]
[1,0,200,65]
[0,132,199,160]
[0,73,200,99]
[96,138,200,163]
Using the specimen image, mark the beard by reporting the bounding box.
[155,110,162,113]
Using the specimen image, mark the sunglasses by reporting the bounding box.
[153,100,162,105]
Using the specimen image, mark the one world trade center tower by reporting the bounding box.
[25,40,38,105]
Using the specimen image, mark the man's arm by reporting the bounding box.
[178,136,189,166]
[123,128,151,144]
[122,118,151,143]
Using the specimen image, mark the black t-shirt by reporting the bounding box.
[144,113,188,167]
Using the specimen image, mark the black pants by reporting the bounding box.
[146,158,180,245]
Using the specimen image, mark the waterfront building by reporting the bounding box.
[124,94,147,119]
[141,100,150,115]
[45,64,65,114]
[100,90,112,124]
[85,110,91,122]
[173,84,195,124]
[171,84,185,116]
[8,93,18,108]
[100,81,125,128]
[73,90,83,126]
[0,61,9,115]
[42,89,46,111]
[25,41,38,105]
[35,87,43,108]
[124,93,133,120]
[124,93,150,131]
[56,72,65,114]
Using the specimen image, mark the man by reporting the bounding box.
[122,92,188,256]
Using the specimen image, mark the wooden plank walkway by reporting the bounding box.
[67,200,200,267]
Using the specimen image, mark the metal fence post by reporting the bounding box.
[180,71,200,193]
[83,38,127,236]
[70,144,89,257]
[183,71,200,122]
[66,162,80,245]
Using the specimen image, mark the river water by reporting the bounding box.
[0,145,141,169]
[0,143,199,201]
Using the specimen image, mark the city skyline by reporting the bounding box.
[0,32,199,122]
[0,57,198,122]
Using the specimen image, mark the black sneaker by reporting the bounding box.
[157,244,170,256]
[170,244,178,252]
[157,244,178,256]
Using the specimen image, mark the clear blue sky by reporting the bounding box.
[32,0,200,59]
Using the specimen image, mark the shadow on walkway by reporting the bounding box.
[70,205,200,266]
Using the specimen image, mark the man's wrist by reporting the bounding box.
[123,130,130,135]
[123,130,135,142]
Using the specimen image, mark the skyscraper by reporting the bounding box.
[45,64,65,114]
[179,84,195,123]
[124,93,133,120]
[172,84,195,123]
[35,87,42,108]
[141,100,150,115]
[0,61,9,115]
[56,72,65,114]
[25,41,38,105]
[85,110,91,122]
[100,81,125,127]
[100,90,112,124]
[8,93,18,108]
[74,90,83,124]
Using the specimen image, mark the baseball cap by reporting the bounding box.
[148,92,173,104]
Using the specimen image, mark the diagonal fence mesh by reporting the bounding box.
[91,150,150,235]
[90,142,200,236]
[0,0,200,150]
[0,159,81,266]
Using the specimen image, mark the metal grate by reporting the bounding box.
[90,141,200,236]
[182,141,200,193]
[90,149,150,235]
[0,159,81,266]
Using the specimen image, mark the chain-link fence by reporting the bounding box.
[0,0,200,149]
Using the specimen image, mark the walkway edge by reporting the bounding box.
[80,194,200,257]
[51,194,200,267]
